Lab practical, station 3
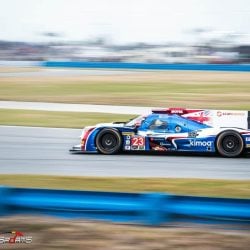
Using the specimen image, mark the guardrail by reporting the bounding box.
[43,61,250,72]
[1,61,250,71]
[0,186,250,226]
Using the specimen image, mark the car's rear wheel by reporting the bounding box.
[216,130,244,157]
[95,128,122,154]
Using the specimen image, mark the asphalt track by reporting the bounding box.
[0,126,249,179]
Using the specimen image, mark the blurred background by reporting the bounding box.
[0,0,250,64]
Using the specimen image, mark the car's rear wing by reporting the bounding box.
[152,108,250,130]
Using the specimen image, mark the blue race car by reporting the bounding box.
[70,108,250,157]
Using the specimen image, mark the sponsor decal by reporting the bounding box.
[0,231,32,244]
[150,137,164,141]
[189,140,213,147]
[160,142,172,146]
[122,132,134,136]
[125,139,130,145]
[152,145,167,151]
[125,146,131,150]
[246,137,250,142]
[188,131,199,138]
[217,111,223,117]
[169,108,185,114]
[217,111,245,117]
[150,141,167,151]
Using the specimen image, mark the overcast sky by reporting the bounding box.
[0,0,250,44]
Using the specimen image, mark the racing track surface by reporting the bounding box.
[0,126,249,179]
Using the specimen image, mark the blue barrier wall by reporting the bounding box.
[1,186,250,226]
[43,61,250,72]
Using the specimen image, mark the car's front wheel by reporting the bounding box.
[95,128,122,154]
[216,130,244,157]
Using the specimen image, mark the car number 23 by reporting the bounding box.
[131,136,145,146]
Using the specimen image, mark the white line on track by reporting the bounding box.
[0,101,157,115]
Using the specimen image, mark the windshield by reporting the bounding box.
[126,115,145,127]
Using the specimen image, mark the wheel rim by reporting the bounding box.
[100,133,117,151]
[222,135,240,153]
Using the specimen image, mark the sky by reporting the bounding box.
[0,0,250,44]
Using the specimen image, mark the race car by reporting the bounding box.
[70,108,250,157]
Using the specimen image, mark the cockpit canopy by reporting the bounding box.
[139,113,210,133]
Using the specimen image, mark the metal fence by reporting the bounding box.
[0,186,250,226]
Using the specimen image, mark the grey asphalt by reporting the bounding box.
[0,126,249,179]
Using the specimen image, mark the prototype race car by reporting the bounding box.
[70,108,250,157]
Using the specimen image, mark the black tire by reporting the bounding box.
[216,130,244,157]
[95,128,122,154]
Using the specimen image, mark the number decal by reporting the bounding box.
[131,136,145,150]
[131,137,144,146]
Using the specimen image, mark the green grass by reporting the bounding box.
[0,175,250,198]
[0,109,133,128]
[1,70,250,109]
